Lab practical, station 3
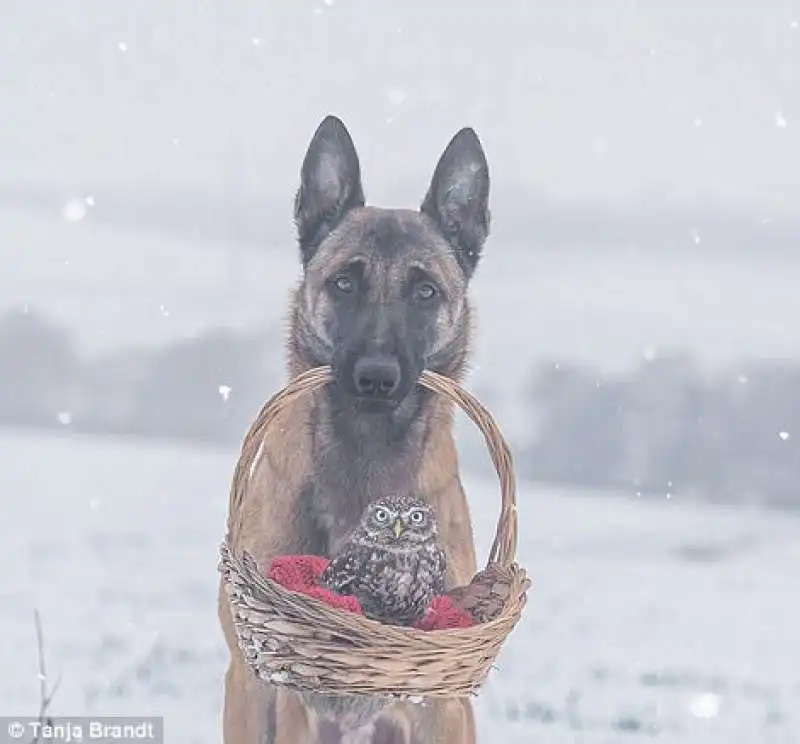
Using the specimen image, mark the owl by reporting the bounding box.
[320,494,447,627]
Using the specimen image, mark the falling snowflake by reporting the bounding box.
[85,195,95,207]
[171,136,180,146]
[690,228,701,244]
[736,374,748,384]
[775,111,788,128]
[323,0,334,5]
[642,346,657,362]
[778,431,790,441]
[118,41,128,52]
[693,116,703,128]
[218,384,232,402]
[689,693,721,719]
[62,199,88,222]
[57,411,72,426]
[251,37,262,46]
[386,87,408,107]
[791,20,798,31]
[158,303,170,317]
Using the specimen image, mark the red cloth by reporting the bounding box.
[268,555,363,614]
[416,595,476,630]
[267,555,475,630]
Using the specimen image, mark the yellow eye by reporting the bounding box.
[409,509,426,525]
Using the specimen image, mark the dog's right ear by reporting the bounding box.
[294,115,365,265]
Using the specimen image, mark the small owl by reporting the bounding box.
[320,494,447,627]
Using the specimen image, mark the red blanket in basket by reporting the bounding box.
[268,555,475,631]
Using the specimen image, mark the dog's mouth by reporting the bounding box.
[351,395,402,415]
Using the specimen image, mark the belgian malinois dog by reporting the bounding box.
[219,114,491,744]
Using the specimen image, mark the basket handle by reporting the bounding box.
[227,366,518,569]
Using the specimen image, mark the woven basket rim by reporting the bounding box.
[226,366,518,569]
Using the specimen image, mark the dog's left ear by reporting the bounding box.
[294,115,365,265]
[421,128,490,278]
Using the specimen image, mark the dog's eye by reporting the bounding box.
[332,274,354,293]
[414,282,438,301]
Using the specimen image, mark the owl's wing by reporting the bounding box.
[320,549,364,594]
[431,545,447,596]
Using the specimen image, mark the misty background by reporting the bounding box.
[2,2,800,743]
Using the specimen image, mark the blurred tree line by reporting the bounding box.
[0,307,798,509]
[524,353,800,510]
[0,307,278,447]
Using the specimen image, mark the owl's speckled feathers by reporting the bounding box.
[320,494,446,627]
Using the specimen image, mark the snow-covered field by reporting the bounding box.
[2,430,798,744]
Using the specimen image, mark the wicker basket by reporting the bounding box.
[219,366,529,699]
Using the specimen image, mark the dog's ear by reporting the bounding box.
[421,128,490,278]
[294,115,365,265]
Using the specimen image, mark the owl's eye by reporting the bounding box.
[373,507,390,524]
[408,509,426,525]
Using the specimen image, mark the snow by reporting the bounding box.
[1,431,798,743]
[386,88,408,108]
[62,200,88,223]
[688,692,721,719]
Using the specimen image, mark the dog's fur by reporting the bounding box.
[219,115,491,744]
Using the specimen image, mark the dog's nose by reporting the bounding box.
[353,356,401,399]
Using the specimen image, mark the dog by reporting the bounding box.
[219,113,492,744]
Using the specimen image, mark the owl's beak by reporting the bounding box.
[393,519,404,538]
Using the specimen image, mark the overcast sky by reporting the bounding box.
[2,0,799,214]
